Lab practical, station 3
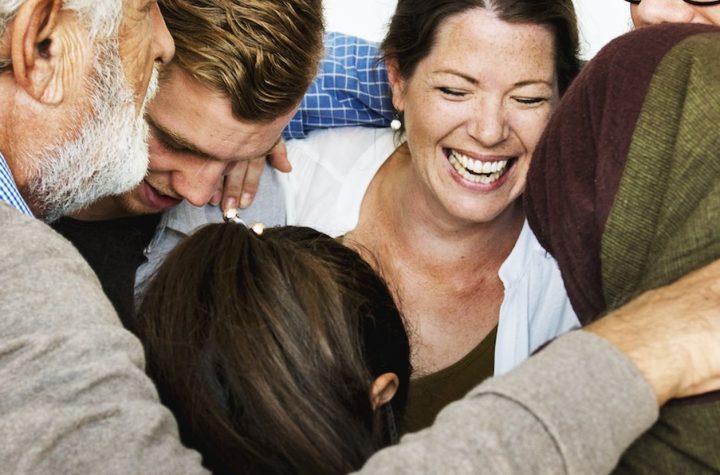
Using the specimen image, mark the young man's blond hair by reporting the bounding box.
[160,0,324,122]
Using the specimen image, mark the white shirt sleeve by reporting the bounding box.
[280,127,397,237]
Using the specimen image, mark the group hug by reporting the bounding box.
[1,0,719,473]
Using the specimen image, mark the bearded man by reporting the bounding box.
[0,0,204,471]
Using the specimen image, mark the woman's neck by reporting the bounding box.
[347,144,526,374]
[351,144,525,272]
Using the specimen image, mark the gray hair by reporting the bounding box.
[0,0,122,65]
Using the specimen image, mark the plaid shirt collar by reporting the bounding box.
[0,152,33,217]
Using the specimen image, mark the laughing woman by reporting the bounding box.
[281,0,582,432]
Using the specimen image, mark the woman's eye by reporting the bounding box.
[438,87,467,98]
[514,97,548,105]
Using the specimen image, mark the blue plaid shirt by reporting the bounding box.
[0,152,32,216]
[284,32,394,140]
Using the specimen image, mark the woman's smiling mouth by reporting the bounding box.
[445,149,516,185]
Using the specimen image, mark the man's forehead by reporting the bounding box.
[148,65,296,161]
[147,108,283,163]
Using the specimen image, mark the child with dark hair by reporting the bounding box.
[134,223,410,475]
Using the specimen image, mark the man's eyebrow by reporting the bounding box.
[146,115,213,160]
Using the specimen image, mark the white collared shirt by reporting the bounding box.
[280,126,580,374]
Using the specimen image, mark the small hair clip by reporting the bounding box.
[250,223,265,236]
[223,207,245,225]
[224,208,263,235]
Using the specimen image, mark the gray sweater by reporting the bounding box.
[0,202,657,474]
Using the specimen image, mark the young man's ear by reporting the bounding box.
[385,57,406,113]
[370,372,399,411]
[11,0,81,105]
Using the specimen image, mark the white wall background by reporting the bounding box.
[324,0,633,60]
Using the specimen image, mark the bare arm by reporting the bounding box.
[587,258,720,404]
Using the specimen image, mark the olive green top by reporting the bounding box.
[401,326,497,434]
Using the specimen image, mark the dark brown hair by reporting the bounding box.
[381,0,581,94]
[136,224,410,474]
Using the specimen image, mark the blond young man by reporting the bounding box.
[51,0,326,323]
[51,0,397,325]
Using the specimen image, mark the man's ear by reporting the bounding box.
[11,0,74,104]
[386,57,406,113]
[370,372,399,411]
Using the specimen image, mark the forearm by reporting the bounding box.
[356,331,657,475]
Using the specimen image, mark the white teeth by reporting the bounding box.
[448,150,509,184]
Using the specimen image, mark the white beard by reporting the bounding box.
[26,39,157,222]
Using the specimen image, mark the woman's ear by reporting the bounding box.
[370,372,399,411]
[11,0,82,105]
[386,57,406,113]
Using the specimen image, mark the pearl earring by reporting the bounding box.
[390,115,402,131]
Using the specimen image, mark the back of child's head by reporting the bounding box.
[136,223,410,474]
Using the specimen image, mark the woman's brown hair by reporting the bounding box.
[135,224,410,474]
[381,0,581,95]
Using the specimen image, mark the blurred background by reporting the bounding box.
[324,0,633,60]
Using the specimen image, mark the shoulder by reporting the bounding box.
[323,32,381,57]
[281,128,397,235]
[1,203,89,267]
[286,126,396,172]
[0,202,119,328]
[0,203,206,473]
